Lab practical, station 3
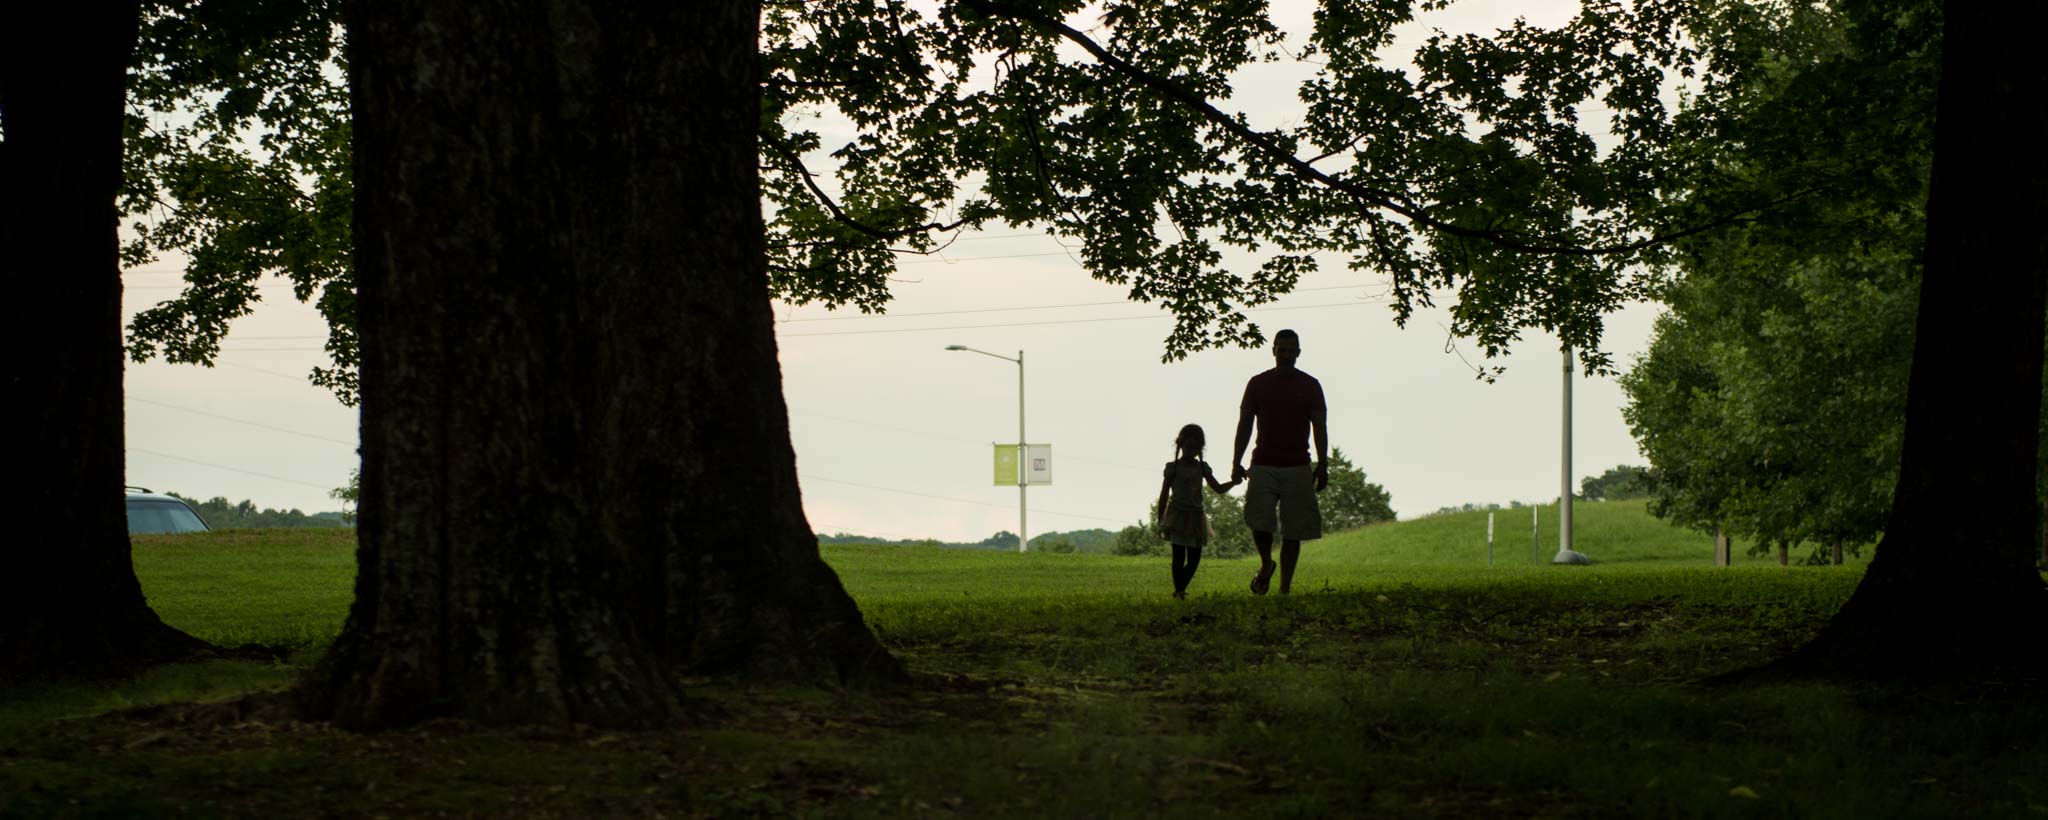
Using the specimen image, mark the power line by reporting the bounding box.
[778,298,1386,338]
[208,297,1391,351]
[798,473,1129,525]
[793,409,1153,473]
[899,249,1080,264]
[221,361,320,383]
[774,284,1380,323]
[128,396,356,447]
[129,447,340,490]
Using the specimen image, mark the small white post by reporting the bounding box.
[1532,505,1540,566]
[1487,511,1495,566]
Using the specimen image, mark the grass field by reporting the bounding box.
[3,501,2042,819]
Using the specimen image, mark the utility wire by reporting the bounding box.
[129,396,356,447]
[898,250,1079,264]
[222,361,320,383]
[129,447,340,490]
[130,283,1390,342]
[778,298,1385,338]
[793,409,1153,474]
[775,284,1381,323]
[211,298,1391,351]
[798,473,1130,525]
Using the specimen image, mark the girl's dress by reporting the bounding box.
[1162,459,1212,547]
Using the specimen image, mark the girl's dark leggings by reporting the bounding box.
[1172,544,1204,592]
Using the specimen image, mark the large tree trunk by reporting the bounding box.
[304,0,900,729]
[1779,3,2048,679]
[0,2,213,680]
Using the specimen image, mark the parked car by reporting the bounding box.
[125,487,211,535]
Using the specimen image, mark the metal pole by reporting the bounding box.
[1487,511,1494,566]
[1562,346,1572,552]
[1018,349,1027,553]
[1554,347,1591,564]
[1532,505,1539,566]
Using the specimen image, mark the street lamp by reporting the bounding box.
[946,344,1027,553]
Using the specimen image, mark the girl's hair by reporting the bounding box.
[1174,423,1205,462]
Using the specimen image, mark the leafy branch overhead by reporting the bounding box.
[129,0,1843,401]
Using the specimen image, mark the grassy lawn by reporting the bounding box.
[3,501,2042,819]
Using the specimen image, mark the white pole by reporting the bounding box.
[1018,349,1027,553]
[1488,511,1495,566]
[1562,346,1572,551]
[1532,505,1539,566]
[1554,347,1591,564]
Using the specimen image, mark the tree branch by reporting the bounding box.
[960,0,1809,258]
[761,137,969,241]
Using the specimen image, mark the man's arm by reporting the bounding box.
[1311,405,1330,491]
[1232,404,1255,481]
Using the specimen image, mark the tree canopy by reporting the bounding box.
[1617,0,2047,562]
[124,0,1822,398]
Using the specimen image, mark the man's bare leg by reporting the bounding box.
[1253,529,1276,587]
[1278,539,1301,594]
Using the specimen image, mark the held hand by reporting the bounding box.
[1231,463,1248,482]
[1313,462,1329,492]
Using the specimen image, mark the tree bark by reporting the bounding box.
[1777,540,1789,567]
[304,0,900,729]
[0,1,214,680]
[1777,3,2048,679]
[1831,541,1842,567]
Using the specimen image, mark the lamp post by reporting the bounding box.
[946,344,1027,552]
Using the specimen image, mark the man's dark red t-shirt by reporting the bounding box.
[1241,367,1325,467]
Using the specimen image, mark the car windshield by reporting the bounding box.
[127,500,209,535]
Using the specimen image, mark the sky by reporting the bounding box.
[118,0,1656,543]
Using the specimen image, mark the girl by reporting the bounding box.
[1156,423,1240,598]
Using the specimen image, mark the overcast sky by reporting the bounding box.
[119,0,1655,542]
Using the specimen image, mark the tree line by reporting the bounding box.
[165,493,350,530]
[816,528,1119,554]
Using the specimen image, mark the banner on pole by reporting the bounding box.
[993,444,1019,486]
[992,444,1053,486]
[1023,444,1052,485]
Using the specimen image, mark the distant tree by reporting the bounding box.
[1113,517,1165,557]
[1579,465,1651,502]
[330,469,359,525]
[1320,447,1396,532]
[978,530,1020,551]
[1029,528,1115,553]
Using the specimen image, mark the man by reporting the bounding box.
[1231,329,1328,595]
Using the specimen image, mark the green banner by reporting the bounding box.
[993,444,1019,486]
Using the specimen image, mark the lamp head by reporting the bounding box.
[944,345,968,351]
